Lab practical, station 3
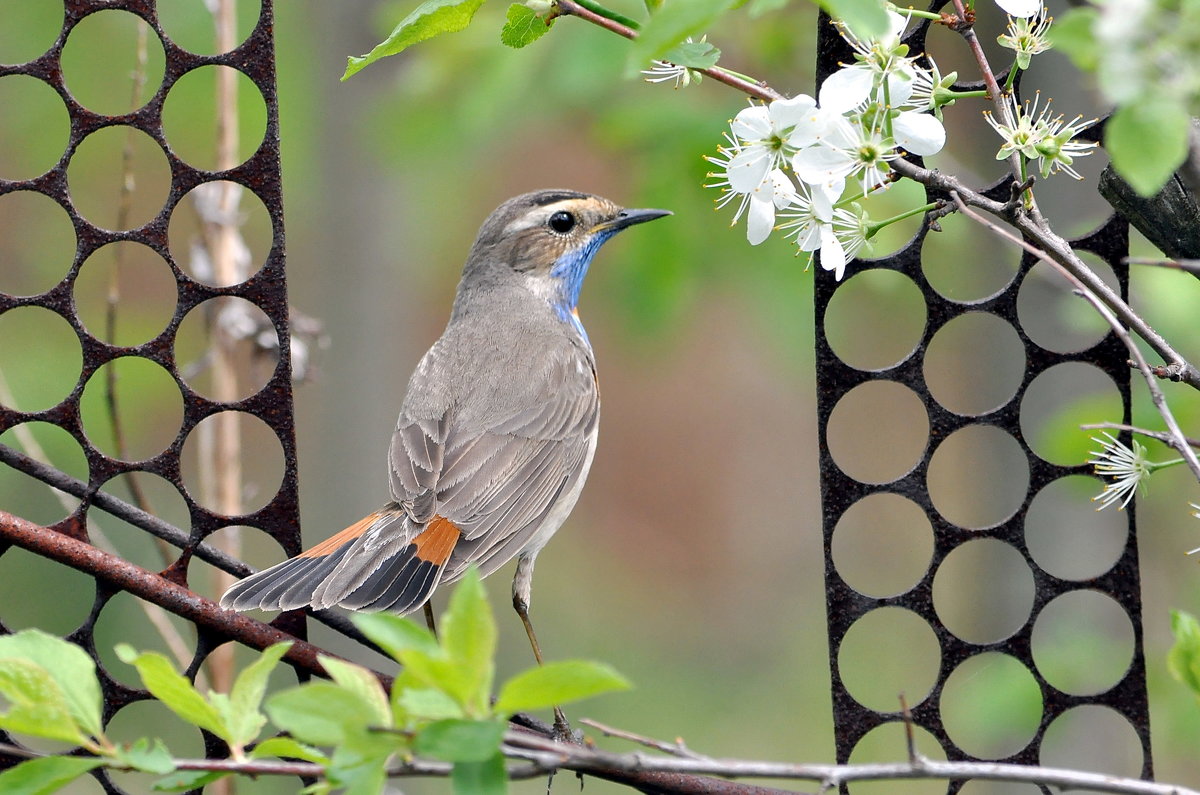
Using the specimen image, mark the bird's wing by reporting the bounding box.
[389,334,599,576]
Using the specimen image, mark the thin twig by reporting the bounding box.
[951,193,1200,484]
[1080,422,1200,451]
[1124,257,1200,275]
[579,718,707,760]
[553,0,784,102]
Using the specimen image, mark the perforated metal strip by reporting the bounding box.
[815,11,1151,789]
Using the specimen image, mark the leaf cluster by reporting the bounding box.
[0,570,629,794]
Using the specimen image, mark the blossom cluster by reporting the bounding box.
[674,0,1096,281]
[702,11,948,280]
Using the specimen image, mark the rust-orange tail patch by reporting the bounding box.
[413,515,461,566]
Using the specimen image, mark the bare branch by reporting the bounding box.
[502,728,1197,795]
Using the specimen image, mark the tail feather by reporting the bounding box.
[219,511,462,616]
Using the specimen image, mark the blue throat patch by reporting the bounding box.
[549,229,616,342]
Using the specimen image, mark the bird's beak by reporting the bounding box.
[601,207,672,232]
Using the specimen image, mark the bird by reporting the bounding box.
[221,189,670,665]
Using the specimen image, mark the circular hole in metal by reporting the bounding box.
[80,356,183,462]
[106,699,205,793]
[91,471,191,572]
[1039,704,1144,780]
[0,75,69,180]
[922,216,1020,303]
[824,268,926,371]
[67,125,171,231]
[74,241,178,347]
[162,65,267,171]
[157,0,262,55]
[848,721,947,795]
[0,421,88,525]
[0,306,83,412]
[0,2,63,65]
[933,538,1035,645]
[927,424,1029,529]
[168,181,273,287]
[924,312,1026,416]
[828,380,929,484]
[0,546,94,636]
[59,9,164,115]
[1025,475,1128,580]
[93,591,197,689]
[1032,589,1135,696]
[857,176,927,261]
[180,410,285,514]
[940,652,1043,759]
[1018,251,1117,354]
[832,493,934,597]
[0,190,76,297]
[1020,362,1123,466]
[174,296,279,400]
[838,606,942,712]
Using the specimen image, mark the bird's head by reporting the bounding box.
[460,190,671,319]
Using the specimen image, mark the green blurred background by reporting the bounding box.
[2,1,1200,792]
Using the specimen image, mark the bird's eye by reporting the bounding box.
[548,211,576,234]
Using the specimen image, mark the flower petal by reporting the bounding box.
[732,105,772,141]
[893,111,946,155]
[995,0,1041,17]
[819,67,874,114]
[793,143,855,188]
[819,226,847,280]
[746,196,776,245]
[727,147,772,193]
[769,93,818,128]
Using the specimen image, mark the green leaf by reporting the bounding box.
[501,4,553,48]
[319,656,392,729]
[0,756,105,795]
[398,687,466,721]
[1047,8,1099,72]
[819,0,890,42]
[251,736,331,765]
[342,0,488,79]
[1107,98,1190,197]
[1168,609,1200,699]
[227,642,292,748]
[352,612,440,661]
[115,645,226,740]
[0,629,103,739]
[151,769,232,792]
[398,650,473,712]
[494,660,631,714]
[265,682,376,746]
[662,39,720,69]
[115,737,176,775]
[415,718,506,763]
[626,0,736,76]
[0,659,89,744]
[452,752,507,795]
[440,569,496,715]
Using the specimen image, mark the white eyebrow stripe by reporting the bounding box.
[502,199,588,236]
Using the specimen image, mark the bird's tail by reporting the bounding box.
[219,509,461,615]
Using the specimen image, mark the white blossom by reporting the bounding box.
[1088,432,1152,510]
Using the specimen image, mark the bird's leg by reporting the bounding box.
[513,553,573,740]
[423,602,438,637]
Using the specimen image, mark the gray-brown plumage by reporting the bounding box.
[221,191,669,639]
